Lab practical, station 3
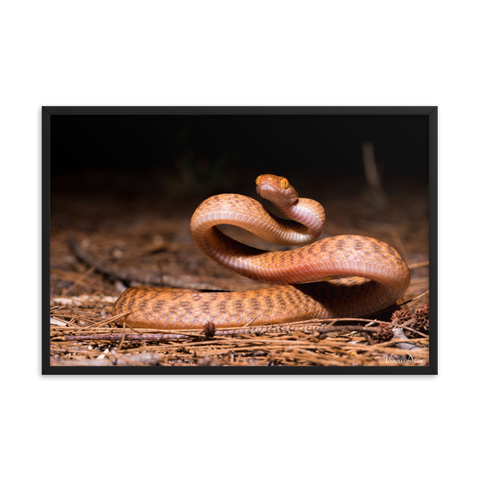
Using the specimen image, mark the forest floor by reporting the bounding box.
[49,174,430,368]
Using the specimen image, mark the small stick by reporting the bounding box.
[408,261,429,269]
[63,325,383,342]
[117,323,127,351]
[63,265,96,295]
[398,290,429,307]
[70,312,130,333]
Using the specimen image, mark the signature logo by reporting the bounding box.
[385,353,424,364]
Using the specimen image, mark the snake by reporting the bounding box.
[112,174,410,330]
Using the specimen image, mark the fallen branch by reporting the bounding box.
[68,237,226,291]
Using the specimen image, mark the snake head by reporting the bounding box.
[255,174,299,206]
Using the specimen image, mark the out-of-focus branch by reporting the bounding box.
[362,141,387,208]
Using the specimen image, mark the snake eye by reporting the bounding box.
[255,175,262,186]
[280,178,289,189]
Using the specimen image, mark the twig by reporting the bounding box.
[408,261,429,269]
[362,141,383,191]
[398,290,429,307]
[362,140,387,207]
[63,325,385,342]
[70,312,130,333]
[117,323,127,351]
[63,265,96,295]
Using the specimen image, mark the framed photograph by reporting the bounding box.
[43,107,437,374]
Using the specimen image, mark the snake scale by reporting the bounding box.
[112,174,410,329]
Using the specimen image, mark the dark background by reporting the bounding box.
[51,114,429,202]
[49,111,431,304]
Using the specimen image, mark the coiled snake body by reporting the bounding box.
[112,174,410,329]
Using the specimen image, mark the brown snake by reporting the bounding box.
[112,174,410,330]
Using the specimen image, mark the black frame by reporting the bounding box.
[40,105,439,375]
